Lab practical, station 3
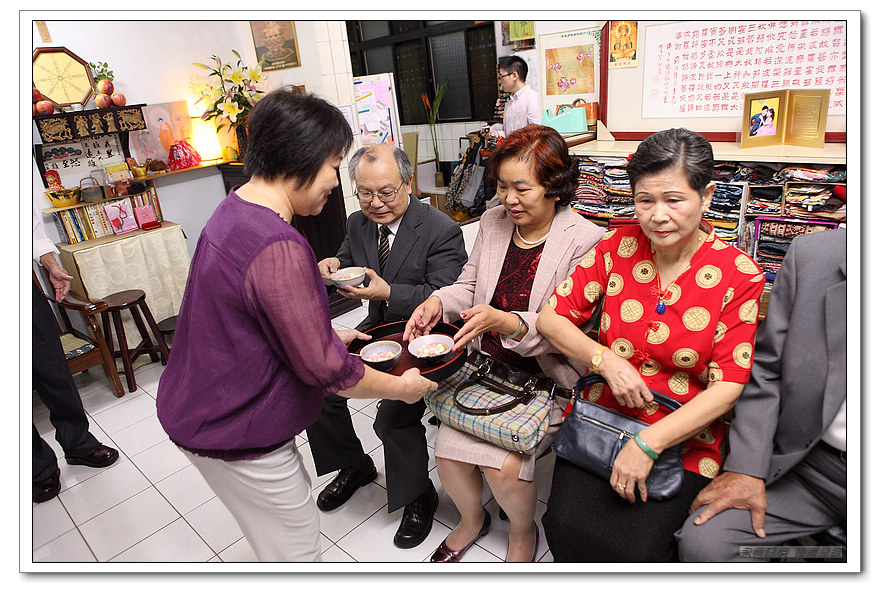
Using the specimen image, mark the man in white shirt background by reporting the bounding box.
[484,55,542,141]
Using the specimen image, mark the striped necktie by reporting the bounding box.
[378,225,391,275]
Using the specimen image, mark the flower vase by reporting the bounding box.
[234,125,248,161]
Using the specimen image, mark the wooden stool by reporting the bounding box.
[100,289,171,393]
[157,315,178,365]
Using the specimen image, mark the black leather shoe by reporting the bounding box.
[394,484,439,549]
[65,444,119,468]
[316,460,378,512]
[33,468,61,503]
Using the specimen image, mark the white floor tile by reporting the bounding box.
[350,409,382,454]
[336,504,450,562]
[90,391,157,435]
[107,413,168,458]
[217,536,257,562]
[77,487,180,562]
[130,439,190,484]
[321,545,356,562]
[317,481,386,541]
[79,383,138,416]
[109,517,214,562]
[184,497,244,554]
[32,528,97,562]
[58,459,151,525]
[32,497,75,550]
[132,361,166,393]
[154,464,215,515]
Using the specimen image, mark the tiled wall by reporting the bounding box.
[313,21,362,216]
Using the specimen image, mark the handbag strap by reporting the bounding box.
[573,372,682,412]
[452,351,559,416]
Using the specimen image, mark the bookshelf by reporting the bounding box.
[43,187,163,245]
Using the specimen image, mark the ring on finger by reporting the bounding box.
[617,482,626,490]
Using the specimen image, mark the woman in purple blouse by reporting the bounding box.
[156,90,436,562]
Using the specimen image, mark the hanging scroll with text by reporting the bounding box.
[642,20,846,118]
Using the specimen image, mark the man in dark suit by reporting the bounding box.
[308,144,467,548]
[32,201,119,503]
[676,229,847,561]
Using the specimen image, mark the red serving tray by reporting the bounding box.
[347,320,466,382]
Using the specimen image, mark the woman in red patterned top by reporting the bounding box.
[536,128,765,562]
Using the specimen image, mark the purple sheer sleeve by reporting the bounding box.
[245,238,364,394]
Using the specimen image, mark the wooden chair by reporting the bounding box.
[33,272,125,398]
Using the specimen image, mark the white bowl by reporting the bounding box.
[408,334,455,360]
[359,340,402,372]
[330,266,366,289]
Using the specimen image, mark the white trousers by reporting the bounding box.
[181,439,322,562]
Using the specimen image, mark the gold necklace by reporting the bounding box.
[249,181,289,222]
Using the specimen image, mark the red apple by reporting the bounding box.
[35,100,55,115]
[95,94,113,109]
[33,86,42,102]
[111,92,126,106]
[96,79,114,95]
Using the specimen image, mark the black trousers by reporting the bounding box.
[542,455,710,562]
[32,282,99,482]
[306,392,430,512]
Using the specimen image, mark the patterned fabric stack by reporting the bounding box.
[704,183,744,245]
[746,186,783,215]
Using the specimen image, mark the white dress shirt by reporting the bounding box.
[496,85,542,138]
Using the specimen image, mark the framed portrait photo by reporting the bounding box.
[250,21,300,71]
[740,90,787,149]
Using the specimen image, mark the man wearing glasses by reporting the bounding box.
[308,143,467,549]
[483,55,541,141]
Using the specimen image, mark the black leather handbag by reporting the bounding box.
[552,373,684,501]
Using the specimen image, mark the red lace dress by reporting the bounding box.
[480,240,545,376]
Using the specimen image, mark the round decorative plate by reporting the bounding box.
[33,46,94,108]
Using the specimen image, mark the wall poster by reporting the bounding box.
[609,20,638,69]
[537,26,603,116]
[642,20,847,119]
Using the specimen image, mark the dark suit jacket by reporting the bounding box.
[723,229,846,485]
[336,194,467,330]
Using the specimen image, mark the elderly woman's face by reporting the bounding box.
[496,157,557,231]
[633,166,713,253]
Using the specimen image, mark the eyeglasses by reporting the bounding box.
[355,180,405,204]
[499,72,515,79]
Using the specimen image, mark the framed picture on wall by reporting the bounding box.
[250,21,300,71]
[740,90,787,149]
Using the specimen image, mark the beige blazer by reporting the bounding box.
[433,204,605,389]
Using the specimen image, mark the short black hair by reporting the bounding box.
[627,128,715,194]
[498,55,528,82]
[244,88,353,188]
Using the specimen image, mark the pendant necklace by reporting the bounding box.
[654,230,705,315]
[515,224,550,246]
[249,181,289,222]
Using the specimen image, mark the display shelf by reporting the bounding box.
[570,140,846,165]
[130,158,235,182]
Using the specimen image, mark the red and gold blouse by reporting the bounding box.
[549,223,765,478]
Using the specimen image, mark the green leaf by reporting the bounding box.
[193,62,212,70]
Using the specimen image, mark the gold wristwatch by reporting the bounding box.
[591,345,608,374]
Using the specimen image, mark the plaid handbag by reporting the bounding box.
[424,351,560,454]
